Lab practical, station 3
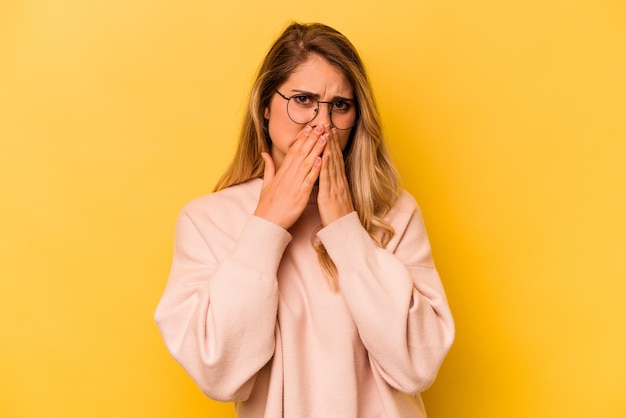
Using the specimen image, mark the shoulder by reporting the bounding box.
[386,189,422,219]
[383,190,434,258]
[384,189,430,238]
[179,178,262,228]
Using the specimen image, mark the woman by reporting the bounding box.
[155,22,454,417]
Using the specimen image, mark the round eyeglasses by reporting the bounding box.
[275,90,359,130]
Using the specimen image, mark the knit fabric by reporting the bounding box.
[155,178,454,418]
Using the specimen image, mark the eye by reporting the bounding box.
[292,95,316,107]
[333,100,352,112]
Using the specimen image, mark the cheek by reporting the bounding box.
[266,99,297,134]
[266,111,303,154]
[267,113,296,138]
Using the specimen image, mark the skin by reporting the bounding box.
[254,55,355,229]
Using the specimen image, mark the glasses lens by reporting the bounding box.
[286,95,316,124]
[287,95,357,130]
[330,100,357,130]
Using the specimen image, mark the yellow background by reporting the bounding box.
[1,0,625,417]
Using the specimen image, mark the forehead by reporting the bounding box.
[281,55,353,96]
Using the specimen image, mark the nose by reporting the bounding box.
[310,102,332,128]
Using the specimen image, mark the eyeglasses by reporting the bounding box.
[275,90,359,130]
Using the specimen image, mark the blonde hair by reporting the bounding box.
[215,22,400,289]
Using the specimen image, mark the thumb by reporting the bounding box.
[260,152,275,185]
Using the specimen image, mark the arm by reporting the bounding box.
[155,123,325,400]
[317,201,455,394]
[154,209,291,401]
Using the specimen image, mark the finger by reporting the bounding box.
[288,124,325,163]
[260,152,275,185]
[328,127,342,159]
[307,133,327,165]
[326,129,340,173]
[319,151,329,188]
[329,128,346,178]
[297,133,326,189]
[303,156,323,190]
[319,144,332,196]
[287,132,327,180]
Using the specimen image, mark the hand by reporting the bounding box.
[318,126,355,227]
[254,125,327,229]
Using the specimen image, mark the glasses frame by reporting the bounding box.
[274,90,359,130]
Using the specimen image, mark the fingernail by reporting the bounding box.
[304,125,313,134]
[314,125,323,134]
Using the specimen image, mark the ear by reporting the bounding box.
[264,106,270,120]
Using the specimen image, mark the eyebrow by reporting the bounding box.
[288,89,355,102]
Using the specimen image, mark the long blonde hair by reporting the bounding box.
[215,22,400,289]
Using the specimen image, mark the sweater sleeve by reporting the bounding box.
[154,209,292,402]
[316,200,454,395]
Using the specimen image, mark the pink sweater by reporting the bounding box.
[155,178,454,417]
